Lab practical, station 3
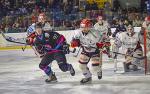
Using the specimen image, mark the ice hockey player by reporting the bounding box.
[27,12,53,35]
[94,15,111,57]
[113,25,143,72]
[27,13,53,56]
[94,15,110,35]
[71,18,110,84]
[26,22,75,83]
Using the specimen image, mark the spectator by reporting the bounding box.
[113,0,121,12]
[133,15,143,27]
[112,19,126,38]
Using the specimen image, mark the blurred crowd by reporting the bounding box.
[0,0,149,33]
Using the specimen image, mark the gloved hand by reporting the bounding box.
[102,50,112,58]
[26,32,36,45]
[70,39,80,48]
[105,42,111,47]
[26,37,35,45]
[96,42,111,49]
[96,42,104,49]
[27,32,36,38]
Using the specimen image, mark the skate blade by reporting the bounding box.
[70,71,75,76]
[114,71,125,74]
[98,76,102,80]
[80,81,92,85]
[45,80,58,83]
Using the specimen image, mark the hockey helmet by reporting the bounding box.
[127,25,134,30]
[127,25,134,34]
[38,13,46,22]
[80,18,92,28]
[145,16,150,21]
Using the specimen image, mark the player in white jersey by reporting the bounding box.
[113,25,143,72]
[94,16,109,34]
[70,18,110,84]
[27,13,53,35]
[94,15,111,57]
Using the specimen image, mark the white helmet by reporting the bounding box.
[127,25,134,36]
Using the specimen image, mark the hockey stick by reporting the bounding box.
[1,31,30,51]
[82,44,145,60]
[84,43,146,60]
[1,31,26,44]
[1,32,76,53]
[110,51,145,60]
[45,47,76,53]
[22,43,28,51]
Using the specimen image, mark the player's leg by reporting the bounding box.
[131,47,143,70]
[79,52,92,84]
[55,52,75,76]
[123,49,134,72]
[91,52,102,79]
[39,53,57,82]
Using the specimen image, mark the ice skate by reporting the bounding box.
[68,64,75,76]
[97,71,102,80]
[123,62,130,72]
[45,73,57,83]
[80,77,92,84]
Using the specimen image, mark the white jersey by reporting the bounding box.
[115,32,140,49]
[43,22,53,31]
[27,23,35,35]
[27,22,53,35]
[73,28,103,52]
[94,21,109,34]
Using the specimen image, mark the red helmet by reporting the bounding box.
[80,19,92,28]
[145,16,150,21]
[38,13,46,22]
[38,13,46,17]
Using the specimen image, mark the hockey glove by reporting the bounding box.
[96,42,105,49]
[26,37,35,45]
[96,42,111,49]
[70,39,80,48]
[105,42,111,47]
[26,32,36,45]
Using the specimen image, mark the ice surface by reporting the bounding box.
[0,49,150,94]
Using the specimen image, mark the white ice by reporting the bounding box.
[0,49,150,94]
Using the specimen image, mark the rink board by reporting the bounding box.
[0,27,141,50]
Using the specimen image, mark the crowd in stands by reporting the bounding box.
[0,0,149,33]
